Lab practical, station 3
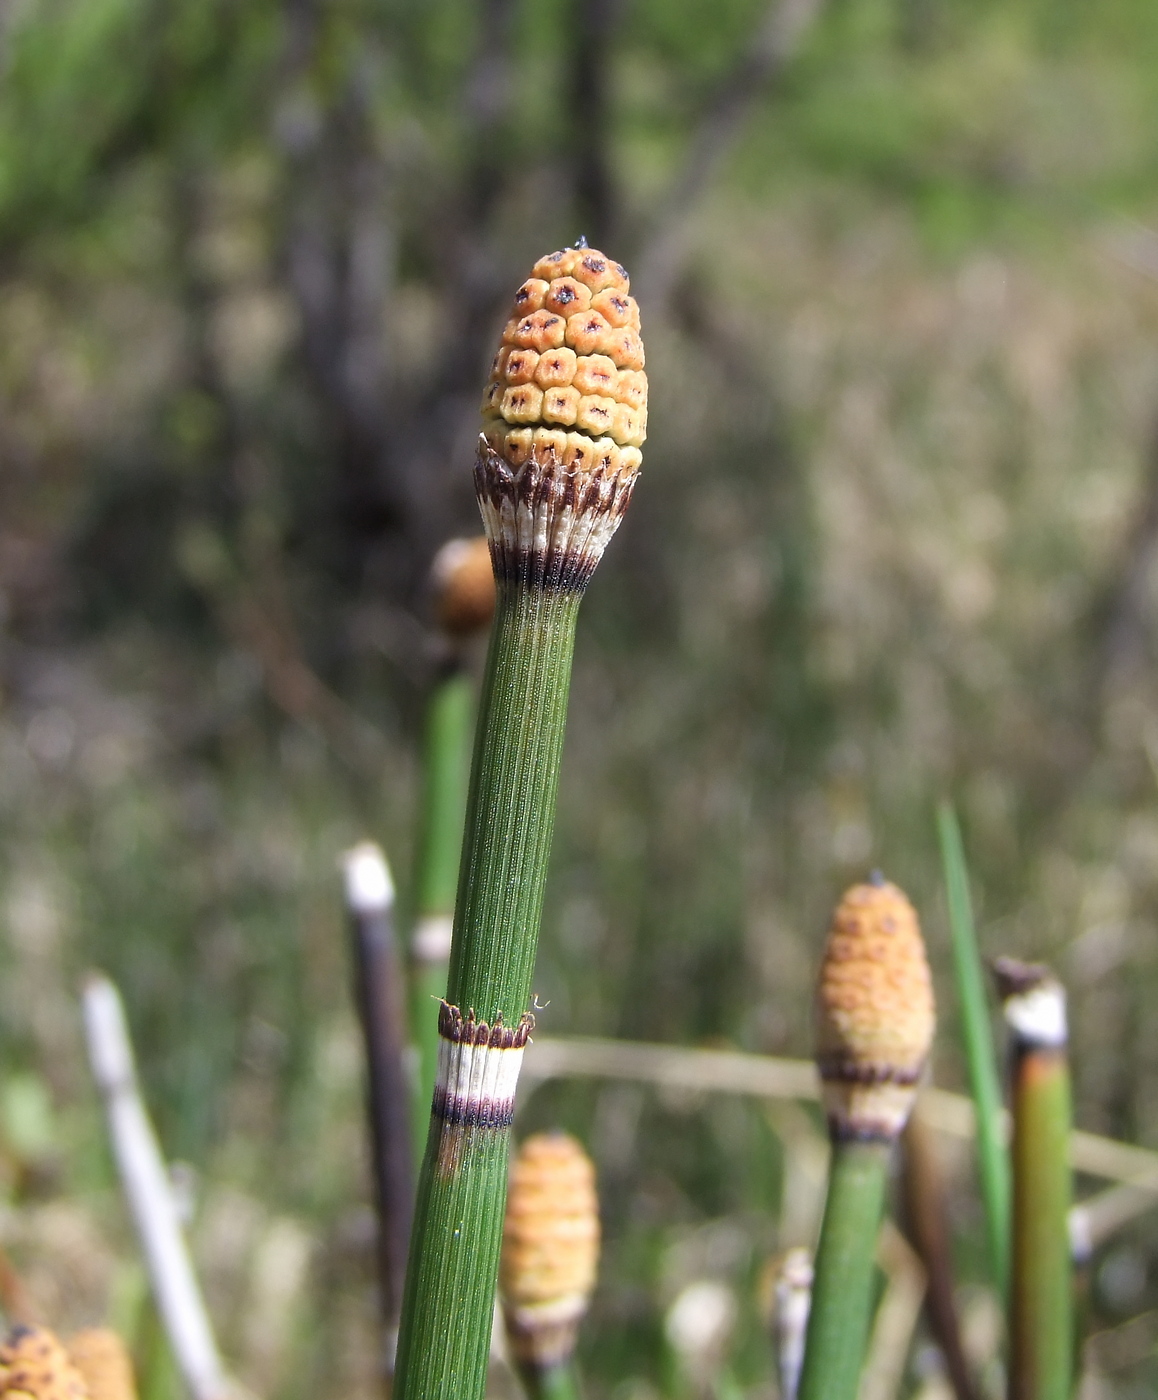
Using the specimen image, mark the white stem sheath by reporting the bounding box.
[83,974,228,1400]
[342,840,395,916]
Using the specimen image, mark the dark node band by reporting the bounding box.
[438,1001,534,1049]
[432,1088,517,1130]
[828,1117,899,1145]
[817,1054,922,1087]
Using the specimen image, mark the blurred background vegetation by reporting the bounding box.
[4,0,1158,1393]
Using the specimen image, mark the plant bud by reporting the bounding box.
[430,537,496,637]
[815,876,935,1141]
[500,1132,600,1371]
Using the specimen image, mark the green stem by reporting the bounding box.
[937,801,1010,1297]
[416,671,474,918]
[1009,1048,1072,1400]
[445,582,582,1012]
[798,1139,889,1400]
[521,1362,582,1400]
[393,578,584,1400]
[410,670,475,1157]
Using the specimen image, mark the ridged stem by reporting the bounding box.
[393,577,584,1400]
[445,581,582,1012]
[798,1139,890,1400]
[411,670,475,1155]
[937,802,1010,1296]
[1009,1048,1072,1400]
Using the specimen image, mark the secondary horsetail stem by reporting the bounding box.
[410,537,496,1160]
[992,958,1072,1400]
[342,842,415,1350]
[392,243,646,1400]
[798,877,936,1400]
[500,1133,600,1400]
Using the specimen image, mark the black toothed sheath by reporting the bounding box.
[393,245,646,1400]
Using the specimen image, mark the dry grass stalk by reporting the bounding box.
[82,976,228,1400]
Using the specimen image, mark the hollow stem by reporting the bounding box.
[994,958,1072,1400]
[393,577,584,1400]
[1010,1047,1072,1400]
[798,1139,890,1400]
[937,802,1009,1296]
[410,669,474,1156]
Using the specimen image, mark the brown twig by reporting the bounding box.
[902,1104,980,1400]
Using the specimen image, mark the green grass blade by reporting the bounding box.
[936,800,1010,1296]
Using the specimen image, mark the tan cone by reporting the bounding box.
[481,245,646,479]
[815,877,935,1141]
[499,1132,600,1370]
[0,1327,89,1400]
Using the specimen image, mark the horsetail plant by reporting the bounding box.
[992,958,1073,1400]
[499,1133,600,1400]
[393,242,646,1400]
[410,536,496,1153]
[937,801,1010,1296]
[798,876,936,1400]
[342,842,415,1349]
